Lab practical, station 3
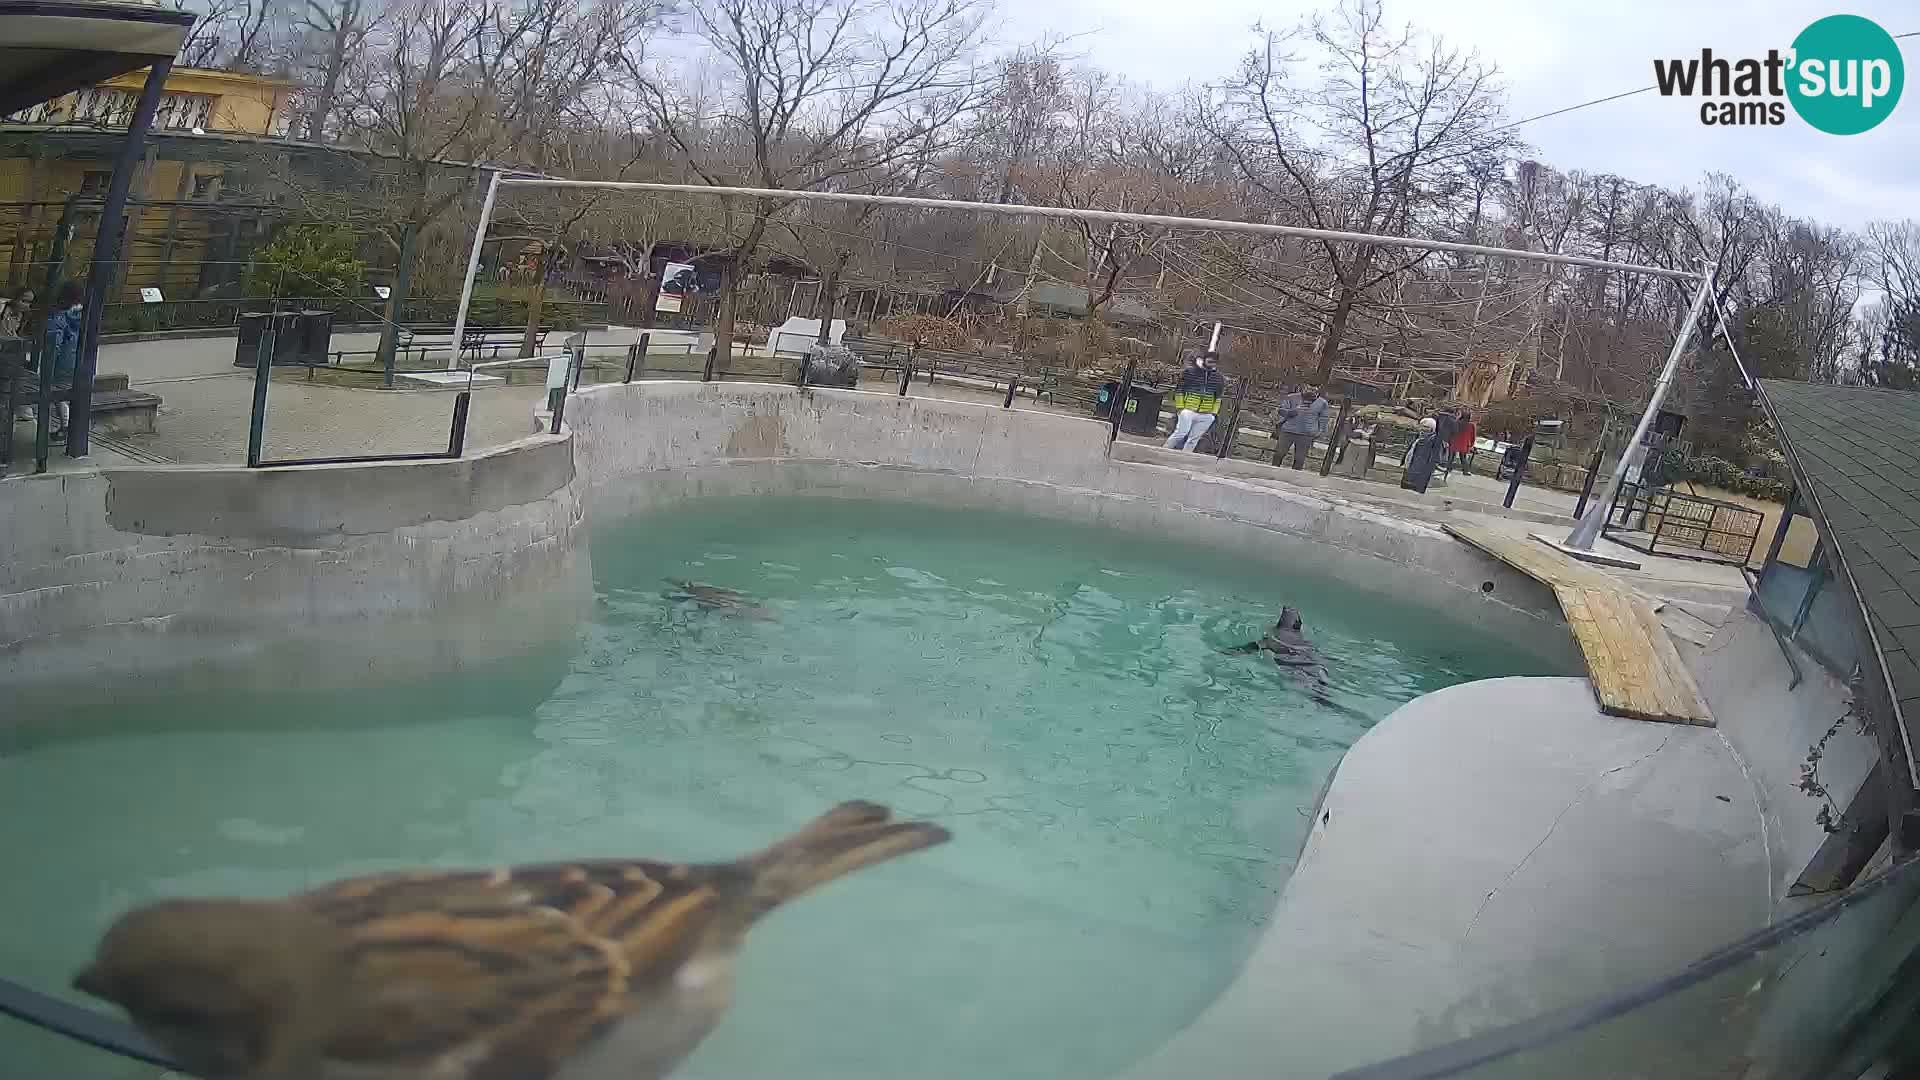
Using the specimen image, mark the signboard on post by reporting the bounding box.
[373,286,392,300]
[656,262,696,313]
[139,287,163,303]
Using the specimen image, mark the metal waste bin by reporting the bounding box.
[233,311,302,367]
[295,310,334,367]
[1094,381,1165,435]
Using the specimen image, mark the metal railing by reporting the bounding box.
[1603,480,1765,566]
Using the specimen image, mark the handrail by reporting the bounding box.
[0,976,179,1071]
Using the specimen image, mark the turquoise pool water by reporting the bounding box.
[0,497,1570,1078]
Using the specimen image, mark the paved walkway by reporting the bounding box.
[0,330,1775,621]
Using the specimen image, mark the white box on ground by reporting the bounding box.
[765,317,844,354]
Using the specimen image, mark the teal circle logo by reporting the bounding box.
[1787,15,1903,135]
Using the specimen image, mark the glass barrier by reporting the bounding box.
[1337,854,1920,1079]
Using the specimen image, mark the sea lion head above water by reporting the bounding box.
[1273,607,1304,635]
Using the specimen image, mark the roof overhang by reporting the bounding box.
[0,0,194,116]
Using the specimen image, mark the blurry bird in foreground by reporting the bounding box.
[74,801,949,1080]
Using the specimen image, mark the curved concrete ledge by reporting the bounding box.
[1,433,590,707]
[1121,676,1773,1079]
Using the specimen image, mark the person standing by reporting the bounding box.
[39,282,83,437]
[1449,407,1478,475]
[1273,383,1328,469]
[1401,416,1445,493]
[1,287,32,422]
[1165,350,1225,451]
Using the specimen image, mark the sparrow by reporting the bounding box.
[73,801,949,1080]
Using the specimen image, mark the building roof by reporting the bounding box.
[0,0,193,115]
[1759,379,1920,791]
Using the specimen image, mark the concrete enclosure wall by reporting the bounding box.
[566,381,1582,667]
[1,434,590,707]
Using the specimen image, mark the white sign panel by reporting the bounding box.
[373,286,392,300]
[139,287,164,303]
[656,262,696,312]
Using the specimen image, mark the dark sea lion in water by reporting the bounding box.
[1227,606,1333,703]
[664,579,776,619]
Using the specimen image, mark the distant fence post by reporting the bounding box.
[1107,358,1137,447]
[899,343,917,396]
[1003,376,1018,407]
[1320,397,1353,477]
[625,332,649,383]
[447,391,471,457]
[1504,435,1536,509]
[1215,378,1251,460]
[245,323,273,467]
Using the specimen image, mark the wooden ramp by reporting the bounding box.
[1444,524,1714,727]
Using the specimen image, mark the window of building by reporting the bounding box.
[192,174,219,199]
[1752,493,1863,679]
[77,171,111,197]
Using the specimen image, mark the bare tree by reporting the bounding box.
[296,0,376,139]
[630,0,993,370]
[1205,1,1519,387]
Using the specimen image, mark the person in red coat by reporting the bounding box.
[1447,407,1477,475]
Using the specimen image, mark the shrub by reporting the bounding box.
[245,225,366,304]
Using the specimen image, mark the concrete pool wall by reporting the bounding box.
[3,376,1897,1075]
[1,432,589,707]
[565,380,1580,667]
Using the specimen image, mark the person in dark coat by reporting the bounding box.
[1400,415,1444,493]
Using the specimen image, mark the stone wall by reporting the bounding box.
[1,433,590,707]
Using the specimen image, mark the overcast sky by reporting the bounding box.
[1003,0,1916,231]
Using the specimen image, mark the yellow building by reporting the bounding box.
[0,66,293,300]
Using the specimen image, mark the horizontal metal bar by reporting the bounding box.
[498,179,1702,281]
[0,976,178,1070]
[253,451,455,468]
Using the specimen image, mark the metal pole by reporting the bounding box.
[1570,417,1612,520]
[1003,376,1018,407]
[626,332,649,382]
[499,179,1701,282]
[1108,358,1136,446]
[1207,321,1222,352]
[71,57,173,458]
[898,345,915,395]
[245,321,273,466]
[447,170,501,372]
[1564,267,1714,551]
[1215,377,1251,460]
[1504,435,1535,509]
[1320,397,1353,477]
[447,390,471,456]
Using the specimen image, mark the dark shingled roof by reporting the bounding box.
[1760,380,1920,789]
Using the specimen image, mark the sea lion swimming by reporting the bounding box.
[1227,606,1333,703]
[664,579,776,619]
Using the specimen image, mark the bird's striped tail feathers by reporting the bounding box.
[744,801,949,914]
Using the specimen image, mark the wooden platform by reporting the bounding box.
[1445,524,1714,726]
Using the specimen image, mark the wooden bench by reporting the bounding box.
[4,368,161,440]
[396,325,551,363]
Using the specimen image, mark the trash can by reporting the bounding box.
[233,311,303,367]
[295,310,335,367]
[234,311,267,367]
[1094,381,1166,435]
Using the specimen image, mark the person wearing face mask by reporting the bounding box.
[1165,350,1225,451]
[40,282,83,437]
